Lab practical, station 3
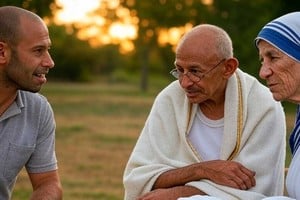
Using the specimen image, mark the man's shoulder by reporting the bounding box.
[19,90,48,101]
[236,69,281,107]
[158,81,184,97]
[154,81,185,103]
[236,68,260,83]
[237,69,271,93]
[18,90,50,108]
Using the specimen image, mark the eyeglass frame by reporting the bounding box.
[170,58,226,82]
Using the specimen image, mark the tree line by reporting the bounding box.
[1,0,300,90]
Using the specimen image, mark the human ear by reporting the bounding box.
[0,42,10,64]
[223,57,239,78]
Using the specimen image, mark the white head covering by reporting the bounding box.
[255,12,300,63]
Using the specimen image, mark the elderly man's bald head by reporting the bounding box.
[176,24,234,60]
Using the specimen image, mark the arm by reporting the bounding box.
[138,185,204,200]
[28,170,63,200]
[153,160,256,191]
[28,99,62,199]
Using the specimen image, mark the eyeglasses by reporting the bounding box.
[170,58,226,82]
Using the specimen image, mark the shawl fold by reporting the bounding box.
[286,141,300,199]
[123,69,286,200]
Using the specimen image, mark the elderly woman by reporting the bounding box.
[255,11,300,200]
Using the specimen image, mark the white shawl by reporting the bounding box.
[123,69,286,200]
[286,145,300,199]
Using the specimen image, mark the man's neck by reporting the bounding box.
[0,88,18,116]
[199,102,224,120]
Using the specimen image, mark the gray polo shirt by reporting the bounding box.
[0,90,58,199]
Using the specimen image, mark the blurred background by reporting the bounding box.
[1,0,299,199]
[1,0,299,90]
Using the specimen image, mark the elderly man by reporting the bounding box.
[123,24,286,200]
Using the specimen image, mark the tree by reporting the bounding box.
[45,0,288,89]
[118,0,284,90]
[277,0,300,15]
[0,0,56,17]
[210,0,282,77]
[120,0,210,90]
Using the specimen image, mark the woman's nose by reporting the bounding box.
[259,64,273,80]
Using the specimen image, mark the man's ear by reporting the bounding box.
[223,57,239,78]
[0,42,10,64]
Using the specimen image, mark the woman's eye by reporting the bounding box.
[270,56,280,61]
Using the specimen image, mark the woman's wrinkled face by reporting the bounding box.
[258,40,300,102]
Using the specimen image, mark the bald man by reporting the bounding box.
[0,6,62,199]
[123,24,286,200]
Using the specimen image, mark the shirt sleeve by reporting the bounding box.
[26,100,58,173]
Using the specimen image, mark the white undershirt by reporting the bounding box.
[188,108,224,161]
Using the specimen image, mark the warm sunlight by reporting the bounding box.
[201,0,214,5]
[109,22,137,40]
[53,0,188,53]
[55,0,101,24]
[53,0,138,53]
[158,23,193,51]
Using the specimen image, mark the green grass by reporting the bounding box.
[12,81,164,200]
[12,81,295,199]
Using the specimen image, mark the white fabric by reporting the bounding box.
[178,195,221,200]
[189,109,224,160]
[286,146,300,199]
[255,12,300,62]
[123,69,286,200]
[178,195,295,200]
[263,197,295,200]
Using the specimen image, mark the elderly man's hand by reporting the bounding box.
[198,160,256,190]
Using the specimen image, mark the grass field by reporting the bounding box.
[11,81,296,200]
[12,81,163,200]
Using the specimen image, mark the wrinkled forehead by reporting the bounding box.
[257,38,300,64]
